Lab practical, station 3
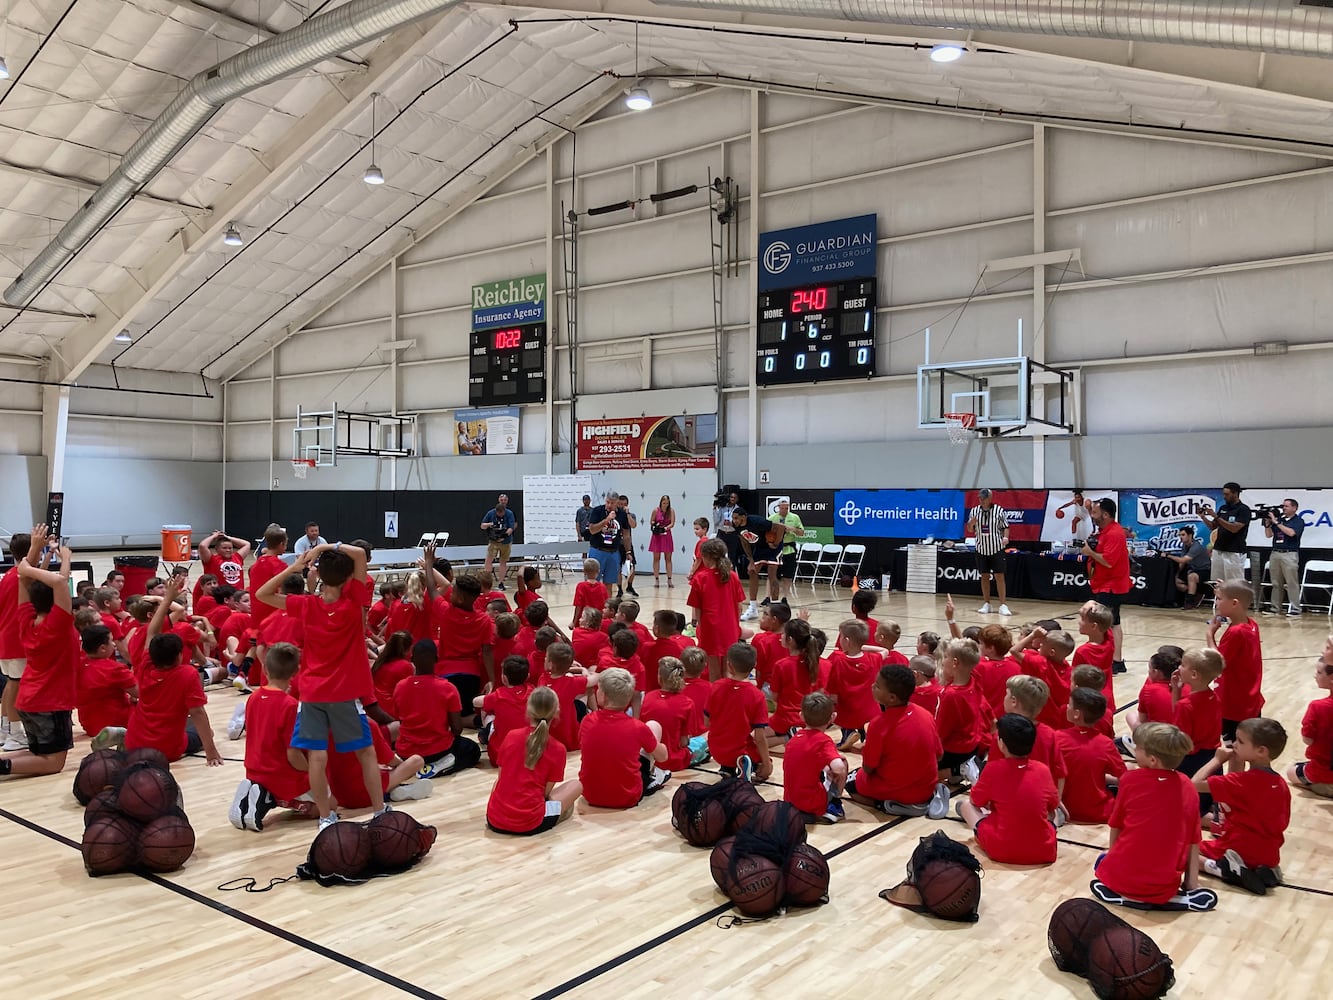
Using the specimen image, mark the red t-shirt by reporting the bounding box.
[973,655,1021,716]
[433,599,496,679]
[1137,679,1174,725]
[1216,618,1264,721]
[206,605,232,631]
[386,599,434,644]
[989,721,1068,782]
[514,589,539,613]
[547,672,589,750]
[640,634,693,692]
[475,589,511,614]
[394,674,461,759]
[783,728,841,815]
[482,683,534,765]
[571,627,610,669]
[1097,768,1200,904]
[247,555,287,625]
[512,625,538,660]
[1301,692,1333,783]
[17,604,78,712]
[205,553,246,590]
[573,580,610,617]
[367,599,392,635]
[856,615,879,645]
[769,654,830,734]
[326,722,394,809]
[972,757,1060,865]
[910,679,942,716]
[195,593,217,617]
[126,663,206,761]
[640,690,703,770]
[0,567,23,659]
[856,702,942,805]
[1200,768,1289,868]
[750,629,786,689]
[285,579,372,703]
[1054,725,1126,823]
[683,676,711,722]
[705,677,769,767]
[1174,687,1222,752]
[98,612,128,642]
[935,677,993,754]
[218,610,253,652]
[825,650,884,730]
[486,726,567,832]
[243,686,309,802]
[1072,638,1116,711]
[579,709,659,808]
[372,658,413,718]
[1089,521,1131,595]
[687,569,746,657]
[259,609,303,649]
[596,651,646,693]
[76,655,136,736]
[1021,650,1072,730]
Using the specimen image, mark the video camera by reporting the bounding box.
[713,484,741,507]
[1251,503,1284,522]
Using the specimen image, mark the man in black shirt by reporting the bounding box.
[732,507,787,621]
[1200,482,1250,587]
[1264,497,1304,615]
[582,490,631,585]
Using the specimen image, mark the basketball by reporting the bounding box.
[83,789,121,828]
[73,750,126,805]
[710,836,737,890]
[723,854,785,917]
[138,813,196,873]
[1048,898,1126,976]
[680,798,728,847]
[1056,507,1066,519]
[1087,926,1175,1000]
[368,809,426,869]
[783,843,830,906]
[124,747,171,772]
[311,821,372,879]
[116,764,181,823]
[81,815,141,876]
[740,800,806,851]
[721,779,764,834]
[916,860,982,922]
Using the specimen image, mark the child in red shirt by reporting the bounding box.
[1172,647,1224,781]
[193,574,220,617]
[229,642,315,831]
[706,643,773,783]
[681,647,712,726]
[77,625,136,740]
[477,655,535,766]
[529,626,561,685]
[1209,581,1264,747]
[1191,717,1290,894]
[422,556,496,709]
[1287,642,1333,797]
[935,638,993,781]
[972,624,1021,717]
[1072,601,1117,712]
[326,722,430,810]
[614,600,653,653]
[513,566,543,614]
[825,619,884,750]
[1092,722,1215,912]
[850,590,879,651]
[1056,688,1126,824]
[994,674,1068,815]
[366,579,400,637]
[687,517,709,580]
[908,655,942,716]
[543,642,595,751]
[959,713,1060,865]
[247,525,289,628]
[491,612,521,671]
[570,608,609,667]
[768,619,828,738]
[399,639,479,776]
[871,619,910,667]
[570,559,610,631]
[597,627,646,714]
[846,664,946,818]
[749,603,790,691]
[371,631,414,718]
[387,573,436,644]
[640,657,705,770]
[1011,626,1074,731]
[640,609,693,693]
[487,687,582,835]
[1071,664,1114,739]
[579,667,670,807]
[687,539,746,681]
[783,693,848,822]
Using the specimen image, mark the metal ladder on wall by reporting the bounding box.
[709,173,739,448]
[561,203,579,430]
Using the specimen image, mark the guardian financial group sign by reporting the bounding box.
[834,490,966,539]
[758,214,877,291]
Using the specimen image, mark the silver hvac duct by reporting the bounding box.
[4,0,465,307]
[652,0,1333,59]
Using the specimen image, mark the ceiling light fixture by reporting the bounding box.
[364,92,385,185]
[223,223,243,246]
[930,43,966,63]
[114,330,132,344]
[625,23,652,112]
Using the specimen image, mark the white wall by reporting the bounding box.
[223,87,1333,492]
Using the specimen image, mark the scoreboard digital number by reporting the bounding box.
[756,278,876,386]
[468,323,546,407]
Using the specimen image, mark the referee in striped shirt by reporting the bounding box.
[967,489,1012,616]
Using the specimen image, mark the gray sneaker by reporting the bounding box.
[927,783,951,820]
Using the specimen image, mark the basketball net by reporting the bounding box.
[292,459,314,479]
[943,412,977,445]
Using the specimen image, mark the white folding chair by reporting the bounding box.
[1299,559,1333,614]
[840,544,867,583]
[435,531,450,547]
[535,535,565,582]
[415,531,435,547]
[794,542,822,582]
[812,544,843,584]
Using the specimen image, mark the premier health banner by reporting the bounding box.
[758,213,877,291]
[834,490,965,539]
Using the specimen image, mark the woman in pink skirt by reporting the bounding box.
[649,494,676,587]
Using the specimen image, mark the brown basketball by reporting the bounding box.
[722,780,764,834]
[72,749,125,805]
[311,821,372,878]
[81,815,141,876]
[783,843,830,906]
[670,782,706,829]
[709,836,737,890]
[681,798,728,847]
[83,789,121,828]
[368,809,426,869]
[1048,898,1127,977]
[741,800,806,850]
[723,854,786,916]
[124,747,171,772]
[916,859,982,922]
[115,765,181,823]
[1087,926,1175,1000]
[138,813,196,873]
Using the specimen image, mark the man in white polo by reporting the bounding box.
[967,489,1011,616]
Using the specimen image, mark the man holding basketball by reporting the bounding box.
[1082,497,1131,675]
[732,508,786,620]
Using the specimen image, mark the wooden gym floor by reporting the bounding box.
[4,558,1332,998]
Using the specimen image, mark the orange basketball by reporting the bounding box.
[783,843,830,906]
[1055,508,1066,519]
[82,815,141,877]
[722,854,785,917]
[138,813,196,873]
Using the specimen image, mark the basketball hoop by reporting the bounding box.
[943,412,977,445]
[291,459,315,479]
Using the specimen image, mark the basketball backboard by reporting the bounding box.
[917,356,1078,435]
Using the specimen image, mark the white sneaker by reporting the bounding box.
[318,811,340,831]
[740,604,759,622]
[389,779,434,802]
[998,604,1012,616]
[227,703,247,741]
[977,603,992,615]
[1053,804,1070,828]
[2,725,27,751]
[960,756,981,784]
[1,717,10,736]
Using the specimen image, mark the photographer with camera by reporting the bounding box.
[1263,497,1304,616]
[1199,483,1250,590]
[480,493,517,587]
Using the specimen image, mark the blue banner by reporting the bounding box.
[834,489,965,539]
[471,273,546,330]
[758,214,877,291]
[1118,488,1223,551]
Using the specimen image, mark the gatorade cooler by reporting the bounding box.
[113,555,160,599]
[161,525,192,564]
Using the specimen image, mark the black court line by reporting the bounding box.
[532,815,911,1000]
[0,805,445,1000]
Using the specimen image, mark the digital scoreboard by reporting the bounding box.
[756,277,876,386]
[468,323,546,407]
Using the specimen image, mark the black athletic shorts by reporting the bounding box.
[19,710,74,756]
[974,551,1005,574]
[777,553,797,580]
[1094,589,1128,626]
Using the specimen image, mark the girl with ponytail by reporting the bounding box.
[639,657,707,770]
[768,617,831,740]
[485,686,583,836]
[687,539,747,680]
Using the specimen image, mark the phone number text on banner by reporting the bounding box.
[576,415,717,470]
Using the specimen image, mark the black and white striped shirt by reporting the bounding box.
[968,504,1009,555]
